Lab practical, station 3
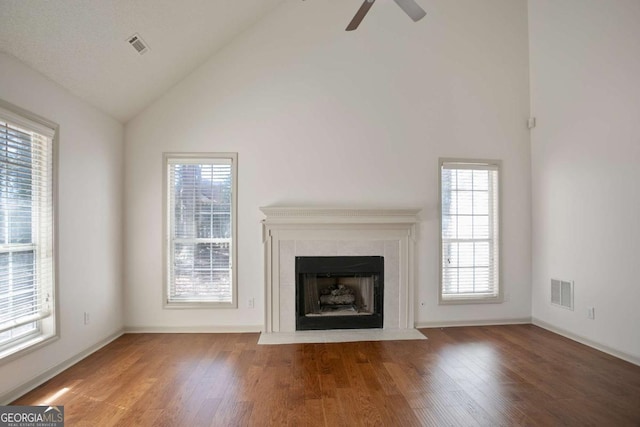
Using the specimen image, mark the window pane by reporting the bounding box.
[0,251,36,323]
[473,191,489,215]
[172,242,231,302]
[0,127,33,245]
[458,268,476,291]
[456,170,473,190]
[473,268,490,291]
[442,169,455,193]
[442,215,457,239]
[457,190,473,215]
[473,170,489,190]
[442,268,458,294]
[458,242,474,267]
[457,215,473,239]
[473,215,489,239]
[442,241,458,268]
[172,164,232,240]
[474,242,490,267]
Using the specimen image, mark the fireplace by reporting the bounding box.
[296,256,383,330]
[260,207,420,333]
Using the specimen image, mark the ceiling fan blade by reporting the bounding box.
[393,0,426,22]
[346,0,376,31]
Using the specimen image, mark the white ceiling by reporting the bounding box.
[0,0,284,123]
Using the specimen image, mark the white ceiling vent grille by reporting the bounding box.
[551,279,574,310]
[127,33,149,55]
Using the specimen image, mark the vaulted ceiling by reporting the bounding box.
[0,0,285,122]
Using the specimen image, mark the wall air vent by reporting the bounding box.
[551,279,574,310]
[127,33,149,55]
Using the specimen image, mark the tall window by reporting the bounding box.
[165,153,237,308]
[439,159,501,303]
[0,103,56,359]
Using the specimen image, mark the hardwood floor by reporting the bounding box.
[13,325,640,426]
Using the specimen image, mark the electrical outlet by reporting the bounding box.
[248,298,255,309]
[84,312,90,325]
[587,307,595,320]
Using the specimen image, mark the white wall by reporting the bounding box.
[529,0,640,361]
[124,0,532,330]
[0,53,124,401]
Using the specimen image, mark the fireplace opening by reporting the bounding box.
[296,256,383,330]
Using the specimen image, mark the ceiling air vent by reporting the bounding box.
[551,279,574,310]
[127,33,149,55]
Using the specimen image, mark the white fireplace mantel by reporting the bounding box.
[260,207,420,333]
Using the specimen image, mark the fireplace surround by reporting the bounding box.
[261,207,420,333]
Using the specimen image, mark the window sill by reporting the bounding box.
[164,301,237,309]
[439,296,504,305]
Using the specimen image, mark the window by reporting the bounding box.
[0,102,56,360]
[164,153,237,308]
[439,159,501,303]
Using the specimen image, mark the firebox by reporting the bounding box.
[296,256,384,330]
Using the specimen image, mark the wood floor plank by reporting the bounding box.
[320,396,349,427]
[11,325,640,426]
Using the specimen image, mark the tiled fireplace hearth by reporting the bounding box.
[261,207,420,333]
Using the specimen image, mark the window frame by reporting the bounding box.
[0,99,59,363]
[163,152,238,309]
[438,158,503,305]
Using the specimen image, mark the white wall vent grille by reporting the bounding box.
[127,33,149,55]
[551,279,573,310]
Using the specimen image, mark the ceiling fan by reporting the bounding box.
[346,0,426,31]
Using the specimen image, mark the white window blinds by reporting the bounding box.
[0,106,55,351]
[440,160,500,302]
[166,154,237,306]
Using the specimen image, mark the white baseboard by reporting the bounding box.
[532,318,640,367]
[124,325,263,333]
[1,329,124,405]
[415,317,532,329]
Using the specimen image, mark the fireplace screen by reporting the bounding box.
[296,256,383,330]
